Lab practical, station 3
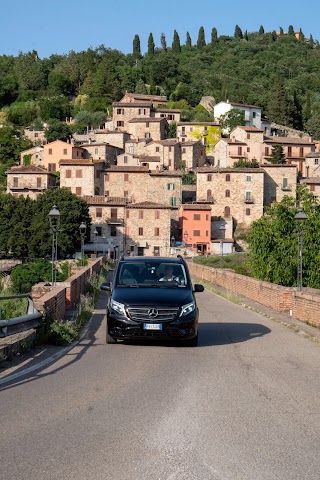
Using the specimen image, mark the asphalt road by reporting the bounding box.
[1,288,320,480]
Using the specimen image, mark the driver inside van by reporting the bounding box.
[159,265,180,283]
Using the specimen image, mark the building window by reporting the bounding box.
[207,189,212,201]
[138,108,146,115]
[206,230,209,236]
[194,214,201,220]
[138,227,143,236]
[156,147,160,152]
[246,175,251,182]
[146,122,149,128]
[225,189,230,197]
[169,147,172,152]
[76,169,82,178]
[315,159,319,165]
[124,156,128,164]
[63,149,67,155]
[247,147,250,152]
[124,173,129,181]
[13,177,19,187]
[224,206,231,216]
[253,112,256,118]
[49,148,52,155]
[246,208,251,215]
[117,121,124,127]
[96,208,102,218]
[66,170,72,178]
[182,126,185,133]
[182,148,186,154]
[207,174,212,181]
[110,208,118,220]
[126,209,130,218]
[265,147,269,156]
[35,133,39,138]
[300,147,304,157]
[247,134,251,139]
[206,214,209,220]
[245,191,252,202]
[116,108,124,115]
[288,146,292,157]
[182,138,185,142]
[238,147,242,155]
[145,132,151,139]
[124,190,128,197]
[95,148,99,155]
[105,174,109,182]
[167,183,175,190]
[170,197,176,206]
[37,177,42,188]
[155,210,160,219]
[48,163,56,172]
[76,187,82,195]
[111,225,117,236]
[155,227,160,236]
[193,230,200,236]
[138,210,144,219]
[282,177,288,188]
[226,174,230,182]
[154,246,160,256]
[310,184,315,192]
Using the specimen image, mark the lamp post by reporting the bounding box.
[294,209,307,291]
[79,222,86,266]
[48,205,61,286]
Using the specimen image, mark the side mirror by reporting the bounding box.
[194,284,204,293]
[100,282,111,291]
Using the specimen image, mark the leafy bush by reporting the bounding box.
[10,258,53,293]
[48,321,78,345]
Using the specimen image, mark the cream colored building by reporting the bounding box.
[60,159,105,196]
[262,165,297,206]
[20,146,44,166]
[301,152,320,178]
[24,128,47,145]
[181,141,206,171]
[128,117,168,141]
[6,165,56,200]
[104,166,182,206]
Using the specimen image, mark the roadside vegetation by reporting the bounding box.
[193,252,252,276]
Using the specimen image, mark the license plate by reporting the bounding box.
[143,323,162,330]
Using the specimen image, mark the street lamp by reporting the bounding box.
[48,205,61,286]
[294,208,307,291]
[79,222,86,266]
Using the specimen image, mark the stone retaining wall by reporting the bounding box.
[188,262,320,328]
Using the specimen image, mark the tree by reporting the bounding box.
[10,259,53,293]
[172,30,181,53]
[233,159,259,168]
[74,110,106,130]
[39,96,71,122]
[234,25,243,39]
[269,144,286,164]
[160,33,167,52]
[219,109,245,132]
[186,32,192,48]
[168,122,177,138]
[197,27,206,48]
[309,34,314,48]
[0,127,32,189]
[147,33,155,55]
[211,27,218,46]
[45,120,73,142]
[134,79,147,94]
[267,77,290,125]
[288,25,295,36]
[133,34,141,58]
[299,28,305,41]
[306,113,320,138]
[259,25,265,35]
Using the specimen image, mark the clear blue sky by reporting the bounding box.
[1,0,319,58]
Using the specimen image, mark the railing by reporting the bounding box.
[0,294,42,338]
[105,217,125,225]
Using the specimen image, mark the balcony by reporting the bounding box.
[244,196,254,204]
[105,217,124,225]
[281,185,292,191]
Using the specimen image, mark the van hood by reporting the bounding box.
[112,286,193,307]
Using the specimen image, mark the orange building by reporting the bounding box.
[179,204,211,255]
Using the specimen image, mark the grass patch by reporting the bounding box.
[193,253,253,276]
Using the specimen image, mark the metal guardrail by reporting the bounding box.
[0,295,42,338]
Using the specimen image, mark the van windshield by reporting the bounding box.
[116,262,187,287]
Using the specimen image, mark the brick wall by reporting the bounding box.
[188,261,320,328]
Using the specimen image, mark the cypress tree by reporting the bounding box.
[186,31,192,48]
[160,33,167,52]
[211,27,218,45]
[135,79,147,94]
[133,34,141,58]
[271,30,277,42]
[259,25,265,34]
[244,30,249,41]
[234,24,243,39]
[288,25,295,36]
[309,34,314,48]
[148,33,155,55]
[197,26,206,48]
[172,30,181,53]
[279,27,284,36]
[267,77,289,125]
[269,144,286,164]
[299,28,305,41]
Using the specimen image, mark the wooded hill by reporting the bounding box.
[1,25,320,137]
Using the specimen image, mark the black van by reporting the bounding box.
[100,256,204,346]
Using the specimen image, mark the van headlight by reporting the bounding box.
[180,302,195,317]
[110,299,126,316]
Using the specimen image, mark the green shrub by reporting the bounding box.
[48,320,78,345]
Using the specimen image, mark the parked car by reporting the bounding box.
[100,256,204,346]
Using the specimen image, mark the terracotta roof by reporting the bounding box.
[6,165,52,174]
[83,195,127,206]
[128,117,165,123]
[196,167,264,173]
[124,93,167,102]
[80,142,109,147]
[59,159,104,165]
[105,166,148,173]
[181,141,202,146]
[306,152,320,158]
[181,204,212,210]
[300,178,320,184]
[264,136,315,145]
[137,155,161,162]
[152,139,179,146]
[177,122,220,126]
[262,164,297,168]
[237,126,264,133]
[221,138,247,145]
[112,102,152,107]
[149,170,183,177]
[155,108,181,113]
[127,201,176,209]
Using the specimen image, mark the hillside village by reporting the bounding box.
[6,92,320,258]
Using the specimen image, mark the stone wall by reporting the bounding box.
[188,261,320,328]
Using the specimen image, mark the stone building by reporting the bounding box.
[262,164,297,206]
[60,159,105,196]
[6,165,56,199]
[304,152,320,178]
[299,177,320,199]
[80,142,121,165]
[128,117,168,141]
[104,167,182,206]
[125,202,177,257]
[180,141,206,171]
[196,167,265,226]
[20,146,44,166]
[23,128,47,145]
